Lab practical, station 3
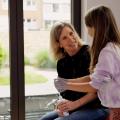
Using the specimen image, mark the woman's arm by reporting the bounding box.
[75,93,97,107]
[57,93,97,112]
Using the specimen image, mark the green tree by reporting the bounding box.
[0,42,6,68]
[35,50,56,68]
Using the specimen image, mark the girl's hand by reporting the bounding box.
[54,77,67,92]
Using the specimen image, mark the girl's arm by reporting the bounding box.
[67,80,97,93]
[54,76,97,93]
[69,75,91,83]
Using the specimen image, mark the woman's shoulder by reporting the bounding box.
[78,44,90,56]
[81,44,90,51]
[57,56,68,66]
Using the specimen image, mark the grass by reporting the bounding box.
[0,72,48,85]
[25,72,48,84]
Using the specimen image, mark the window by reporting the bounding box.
[2,0,8,9]
[24,0,37,11]
[27,0,31,6]
[23,0,71,119]
[52,3,59,12]
[0,0,82,119]
[0,0,10,119]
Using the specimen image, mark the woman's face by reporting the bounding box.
[59,26,78,54]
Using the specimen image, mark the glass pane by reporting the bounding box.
[0,0,10,119]
[24,0,71,119]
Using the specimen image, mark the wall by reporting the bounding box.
[81,0,120,43]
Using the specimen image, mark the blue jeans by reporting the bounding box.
[39,108,109,120]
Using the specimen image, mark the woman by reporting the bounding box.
[40,22,109,120]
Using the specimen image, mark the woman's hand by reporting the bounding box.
[56,99,80,112]
[55,109,64,117]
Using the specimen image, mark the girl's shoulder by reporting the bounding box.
[100,42,120,59]
[102,42,116,53]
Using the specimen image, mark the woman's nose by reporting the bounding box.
[68,36,74,42]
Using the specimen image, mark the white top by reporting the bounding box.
[90,42,120,108]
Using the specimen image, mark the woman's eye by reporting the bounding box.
[62,36,67,40]
[69,32,74,36]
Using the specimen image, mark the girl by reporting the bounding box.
[54,6,120,120]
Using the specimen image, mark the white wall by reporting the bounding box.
[81,0,120,44]
[87,0,120,27]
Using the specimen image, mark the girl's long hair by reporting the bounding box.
[85,6,120,72]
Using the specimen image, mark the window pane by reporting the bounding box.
[0,0,10,119]
[24,0,71,119]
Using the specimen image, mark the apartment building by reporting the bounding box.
[0,0,70,31]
